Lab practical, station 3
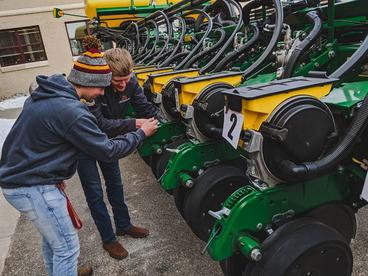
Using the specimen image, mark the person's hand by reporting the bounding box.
[140,118,158,137]
[136,118,149,128]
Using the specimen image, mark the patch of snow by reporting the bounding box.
[0,96,28,111]
[0,119,16,153]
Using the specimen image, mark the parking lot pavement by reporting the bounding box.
[2,152,368,276]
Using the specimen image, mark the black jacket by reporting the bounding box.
[89,74,158,138]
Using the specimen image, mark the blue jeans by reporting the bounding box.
[77,157,131,244]
[2,185,79,276]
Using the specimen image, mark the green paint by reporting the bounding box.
[207,166,363,260]
[160,140,240,191]
[138,121,186,157]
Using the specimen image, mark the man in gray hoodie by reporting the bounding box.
[0,47,157,276]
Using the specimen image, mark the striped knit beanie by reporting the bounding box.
[67,36,112,87]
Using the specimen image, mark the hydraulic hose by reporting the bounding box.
[213,24,260,71]
[166,51,189,65]
[133,27,149,60]
[147,11,173,65]
[138,20,160,64]
[183,28,226,69]
[176,9,213,70]
[199,0,243,74]
[330,35,368,80]
[278,34,368,182]
[160,16,187,67]
[283,10,322,78]
[242,0,283,81]
[279,95,368,182]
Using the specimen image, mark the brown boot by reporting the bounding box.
[116,226,149,238]
[78,265,93,276]
[103,241,128,260]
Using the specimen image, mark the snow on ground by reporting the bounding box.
[0,96,27,111]
[0,96,25,152]
[0,119,16,152]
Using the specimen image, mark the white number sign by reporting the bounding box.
[222,107,244,149]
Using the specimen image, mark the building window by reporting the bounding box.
[0,26,47,67]
[65,20,113,56]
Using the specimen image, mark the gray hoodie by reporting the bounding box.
[0,74,145,188]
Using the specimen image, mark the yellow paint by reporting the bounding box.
[151,70,201,94]
[85,0,183,27]
[133,65,157,72]
[135,67,174,86]
[178,73,243,106]
[239,83,334,131]
[98,14,140,28]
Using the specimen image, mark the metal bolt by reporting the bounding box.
[192,166,198,171]
[250,249,262,262]
[256,223,263,230]
[155,148,163,154]
[185,179,194,188]
[328,50,335,59]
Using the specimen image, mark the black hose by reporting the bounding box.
[330,35,368,80]
[165,51,189,66]
[146,11,173,65]
[242,0,283,81]
[133,27,149,60]
[279,95,368,182]
[278,34,368,182]
[213,24,260,71]
[138,20,160,64]
[199,0,243,74]
[183,28,226,69]
[160,16,187,67]
[175,9,213,70]
[282,10,322,78]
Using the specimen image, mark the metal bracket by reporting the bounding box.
[208,207,231,220]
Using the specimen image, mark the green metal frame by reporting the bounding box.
[138,121,186,157]
[207,165,363,261]
[160,140,240,190]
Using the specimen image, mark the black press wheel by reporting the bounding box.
[173,184,191,221]
[245,218,353,276]
[219,252,249,276]
[183,164,247,241]
[305,202,357,243]
[150,137,189,179]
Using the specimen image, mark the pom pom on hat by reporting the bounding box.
[67,35,112,88]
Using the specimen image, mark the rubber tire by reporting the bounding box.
[305,203,357,243]
[219,252,249,276]
[183,164,247,241]
[173,184,191,221]
[150,137,189,179]
[245,218,353,276]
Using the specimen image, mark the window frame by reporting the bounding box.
[0,25,48,68]
[64,20,92,57]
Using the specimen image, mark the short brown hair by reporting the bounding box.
[103,48,133,76]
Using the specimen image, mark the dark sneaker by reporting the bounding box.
[116,226,149,238]
[103,241,129,260]
[78,265,93,276]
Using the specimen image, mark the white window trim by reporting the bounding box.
[1,60,49,73]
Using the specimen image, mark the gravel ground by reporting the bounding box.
[2,152,368,276]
